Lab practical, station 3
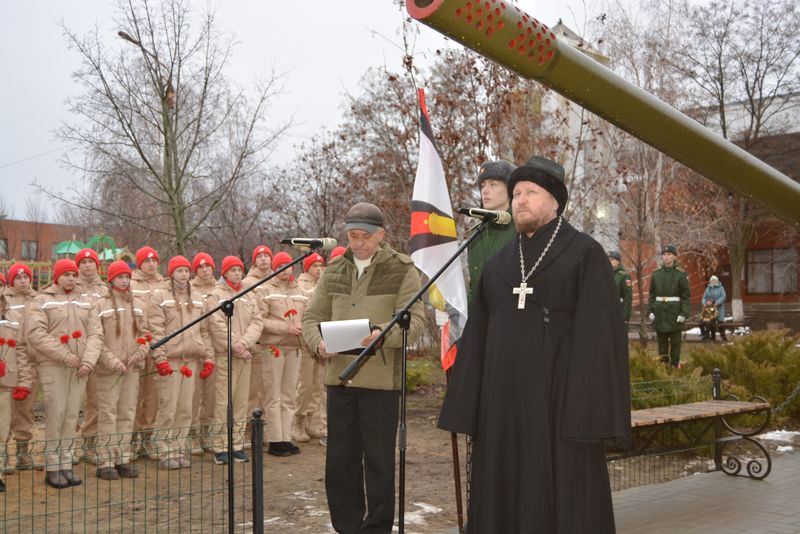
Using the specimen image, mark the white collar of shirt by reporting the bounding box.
[354,255,374,279]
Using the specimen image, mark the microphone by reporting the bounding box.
[457,207,512,225]
[280,237,338,250]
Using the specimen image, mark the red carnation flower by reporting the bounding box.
[136,337,147,345]
[146,333,153,342]
[0,360,6,378]
[72,330,83,339]
[180,365,193,378]
[283,309,298,318]
[269,345,281,358]
[7,339,17,349]
[0,337,5,346]
[60,335,70,344]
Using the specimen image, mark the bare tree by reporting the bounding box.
[45,0,288,255]
[676,0,800,319]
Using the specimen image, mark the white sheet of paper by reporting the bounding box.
[320,319,371,353]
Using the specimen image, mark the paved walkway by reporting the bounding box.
[614,453,800,533]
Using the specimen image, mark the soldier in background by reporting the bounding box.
[648,245,691,367]
[608,251,632,322]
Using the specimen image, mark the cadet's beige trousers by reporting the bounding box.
[40,365,86,472]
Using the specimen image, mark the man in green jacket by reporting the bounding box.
[467,160,517,306]
[608,250,632,322]
[648,245,691,367]
[303,202,425,534]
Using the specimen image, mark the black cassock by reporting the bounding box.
[439,217,631,533]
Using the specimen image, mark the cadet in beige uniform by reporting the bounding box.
[131,246,170,459]
[243,245,273,428]
[206,256,263,464]
[0,273,33,493]
[86,261,147,480]
[292,252,327,446]
[5,263,39,471]
[189,252,217,453]
[74,248,109,464]
[26,260,101,489]
[148,256,215,469]
[261,252,308,457]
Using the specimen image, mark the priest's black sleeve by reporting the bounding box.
[560,241,632,449]
[437,267,490,436]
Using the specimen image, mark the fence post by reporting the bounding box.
[251,410,265,534]
[712,368,722,470]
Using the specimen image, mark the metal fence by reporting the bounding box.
[1,414,265,533]
[608,376,716,492]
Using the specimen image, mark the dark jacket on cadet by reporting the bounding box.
[613,265,633,322]
[648,264,691,332]
[302,243,425,391]
[467,212,515,307]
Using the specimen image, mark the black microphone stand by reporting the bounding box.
[338,218,493,534]
[150,246,321,534]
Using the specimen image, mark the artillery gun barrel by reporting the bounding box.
[407,0,800,224]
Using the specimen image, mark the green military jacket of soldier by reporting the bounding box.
[613,265,633,322]
[648,263,691,333]
[467,213,515,307]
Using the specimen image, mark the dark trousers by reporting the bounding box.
[700,320,718,340]
[657,330,683,367]
[326,386,400,534]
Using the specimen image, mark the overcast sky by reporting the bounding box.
[0,0,592,220]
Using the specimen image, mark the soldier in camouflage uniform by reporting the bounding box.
[648,245,691,367]
[608,251,632,322]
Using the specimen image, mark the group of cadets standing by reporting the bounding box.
[0,243,345,491]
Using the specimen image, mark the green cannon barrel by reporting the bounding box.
[407,0,800,224]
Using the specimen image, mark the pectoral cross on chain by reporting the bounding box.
[513,282,533,309]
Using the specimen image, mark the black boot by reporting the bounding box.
[61,469,82,486]
[45,471,71,489]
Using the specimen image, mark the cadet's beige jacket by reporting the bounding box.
[148,284,214,364]
[190,276,217,299]
[296,272,318,294]
[76,274,109,302]
[130,270,169,328]
[302,243,425,391]
[25,284,102,369]
[206,280,264,355]
[243,266,272,292]
[0,303,33,390]
[259,277,308,348]
[85,291,148,376]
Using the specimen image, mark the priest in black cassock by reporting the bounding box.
[438,156,631,533]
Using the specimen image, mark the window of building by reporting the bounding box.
[21,240,38,261]
[747,248,798,294]
[0,238,7,259]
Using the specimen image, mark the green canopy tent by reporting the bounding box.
[98,247,125,262]
[87,234,117,252]
[53,239,86,258]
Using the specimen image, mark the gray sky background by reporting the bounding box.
[0,0,591,221]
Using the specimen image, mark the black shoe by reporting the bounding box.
[232,450,249,463]
[45,471,71,489]
[213,452,229,465]
[0,479,5,492]
[61,469,82,486]
[116,463,139,478]
[286,442,301,455]
[97,467,120,480]
[267,442,291,457]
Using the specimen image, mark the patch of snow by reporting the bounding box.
[290,490,318,501]
[302,505,328,517]
[777,445,795,453]
[686,327,702,335]
[759,430,800,442]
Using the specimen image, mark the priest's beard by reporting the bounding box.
[515,211,557,236]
